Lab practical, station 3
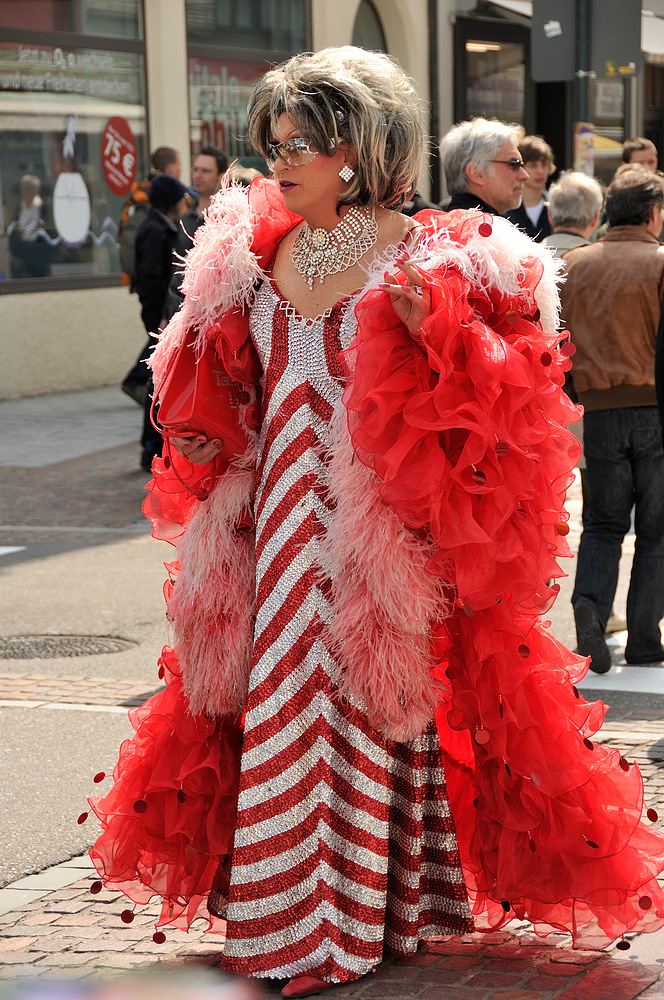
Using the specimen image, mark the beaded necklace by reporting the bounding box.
[291,206,378,290]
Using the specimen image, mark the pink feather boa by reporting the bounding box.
[146,178,567,743]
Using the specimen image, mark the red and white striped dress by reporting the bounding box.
[219,278,473,984]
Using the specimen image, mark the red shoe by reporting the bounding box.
[281,976,334,997]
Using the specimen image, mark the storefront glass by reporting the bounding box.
[465,40,526,126]
[0,0,143,40]
[186,0,310,170]
[0,1,146,289]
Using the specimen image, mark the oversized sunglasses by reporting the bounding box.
[490,158,526,172]
[266,137,319,166]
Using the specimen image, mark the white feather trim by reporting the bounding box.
[362,214,564,336]
[150,182,264,388]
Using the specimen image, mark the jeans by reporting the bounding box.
[572,406,664,660]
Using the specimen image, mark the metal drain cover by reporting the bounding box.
[0,635,138,659]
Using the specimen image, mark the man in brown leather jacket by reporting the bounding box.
[561,164,664,673]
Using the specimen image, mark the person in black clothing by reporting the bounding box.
[439,117,529,216]
[401,192,440,217]
[504,135,555,242]
[134,173,187,471]
[166,146,228,319]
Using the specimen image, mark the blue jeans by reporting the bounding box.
[572,406,664,660]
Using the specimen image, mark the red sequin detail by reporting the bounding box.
[133,799,148,814]
[583,738,594,751]
[556,522,570,536]
[121,909,135,923]
[518,644,530,658]
[639,896,653,910]
[619,758,630,771]
[153,931,166,944]
[77,812,88,825]
[647,808,659,822]
[560,342,576,357]
[540,352,552,366]
[90,880,103,895]
[478,222,493,237]
[616,940,631,951]
[93,772,106,783]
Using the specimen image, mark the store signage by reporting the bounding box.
[0,43,135,101]
[101,116,137,196]
[188,58,264,159]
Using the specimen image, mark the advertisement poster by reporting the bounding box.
[574,122,595,176]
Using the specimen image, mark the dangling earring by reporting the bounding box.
[338,165,354,182]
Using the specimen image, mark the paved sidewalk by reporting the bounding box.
[0,713,662,998]
[2,387,664,999]
[2,867,664,998]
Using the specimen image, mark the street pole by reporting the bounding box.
[575,0,592,123]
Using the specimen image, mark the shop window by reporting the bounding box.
[352,1,387,52]
[0,0,143,39]
[465,40,526,125]
[0,39,147,287]
[185,0,308,53]
[453,17,532,130]
[186,0,310,170]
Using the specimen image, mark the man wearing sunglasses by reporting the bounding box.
[439,117,530,216]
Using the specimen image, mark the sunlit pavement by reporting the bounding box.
[1,388,664,999]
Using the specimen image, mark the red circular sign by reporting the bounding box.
[101,116,137,196]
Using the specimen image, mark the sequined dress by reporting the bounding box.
[218,278,473,983]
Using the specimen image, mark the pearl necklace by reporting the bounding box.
[291,206,378,290]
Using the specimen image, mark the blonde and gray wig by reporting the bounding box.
[247,46,424,209]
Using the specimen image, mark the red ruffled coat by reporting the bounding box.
[90,178,664,949]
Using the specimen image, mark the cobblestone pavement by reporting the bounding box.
[0,709,662,997]
[3,390,664,998]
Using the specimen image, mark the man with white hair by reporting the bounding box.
[439,117,529,215]
[542,170,604,258]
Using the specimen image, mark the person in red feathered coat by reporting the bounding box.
[88,47,664,999]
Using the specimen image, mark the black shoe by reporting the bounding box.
[624,649,664,665]
[122,380,149,407]
[574,597,612,674]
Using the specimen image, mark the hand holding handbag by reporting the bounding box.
[154,332,258,500]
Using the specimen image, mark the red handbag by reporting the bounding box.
[154,333,255,500]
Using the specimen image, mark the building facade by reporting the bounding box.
[0,0,435,397]
[2,0,664,397]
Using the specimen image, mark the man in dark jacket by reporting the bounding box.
[134,173,187,471]
[439,117,529,215]
[167,146,228,318]
[561,165,664,672]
